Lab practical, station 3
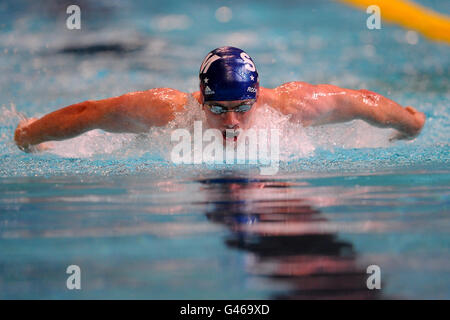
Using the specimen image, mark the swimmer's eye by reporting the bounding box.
[207,103,253,114]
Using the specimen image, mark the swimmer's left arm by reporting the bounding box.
[274,82,426,140]
[345,88,426,141]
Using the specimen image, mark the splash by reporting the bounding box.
[0,85,446,178]
[0,96,425,165]
[0,103,28,155]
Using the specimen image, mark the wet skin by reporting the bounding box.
[14,82,426,152]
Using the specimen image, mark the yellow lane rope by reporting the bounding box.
[338,0,450,44]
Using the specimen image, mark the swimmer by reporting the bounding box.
[14,46,426,152]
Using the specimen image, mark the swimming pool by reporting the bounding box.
[0,0,449,299]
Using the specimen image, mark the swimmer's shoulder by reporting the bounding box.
[138,88,192,111]
[257,82,314,114]
[191,91,202,104]
[111,88,191,121]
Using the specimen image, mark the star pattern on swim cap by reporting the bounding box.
[250,75,254,81]
[204,77,209,84]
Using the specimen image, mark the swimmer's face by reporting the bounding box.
[202,99,257,141]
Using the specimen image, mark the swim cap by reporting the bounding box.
[199,46,259,102]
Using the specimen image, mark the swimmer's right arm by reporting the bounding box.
[14,88,188,152]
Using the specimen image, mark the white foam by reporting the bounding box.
[1,97,410,162]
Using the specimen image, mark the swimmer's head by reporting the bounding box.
[199,46,259,102]
[199,47,259,139]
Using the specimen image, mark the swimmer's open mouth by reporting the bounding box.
[222,129,239,142]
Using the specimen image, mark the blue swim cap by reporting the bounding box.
[199,46,259,102]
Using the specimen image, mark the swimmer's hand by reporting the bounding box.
[14,118,52,153]
[389,106,426,142]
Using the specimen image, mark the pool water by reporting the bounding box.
[0,0,449,299]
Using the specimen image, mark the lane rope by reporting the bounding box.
[339,0,450,44]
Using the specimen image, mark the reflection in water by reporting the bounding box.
[58,43,144,55]
[199,176,381,300]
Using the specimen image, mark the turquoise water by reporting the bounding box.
[0,0,449,299]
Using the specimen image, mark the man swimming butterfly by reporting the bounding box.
[14,46,426,152]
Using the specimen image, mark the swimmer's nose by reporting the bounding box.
[222,112,239,127]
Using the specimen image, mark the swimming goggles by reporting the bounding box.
[206,102,254,114]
